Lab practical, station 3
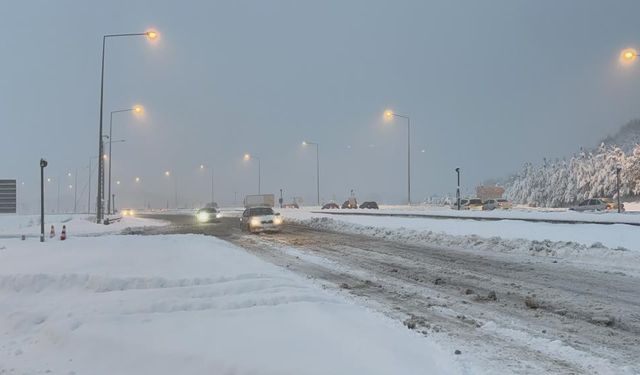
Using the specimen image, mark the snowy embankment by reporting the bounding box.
[0,235,462,375]
[282,209,640,273]
[0,214,167,237]
[311,204,640,224]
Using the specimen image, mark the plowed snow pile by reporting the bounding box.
[0,235,462,375]
[289,215,640,274]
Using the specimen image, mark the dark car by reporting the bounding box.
[342,199,358,209]
[359,201,379,209]
[322,202,340,209]
[196,207,221,223]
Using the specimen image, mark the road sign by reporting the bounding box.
[0,179,17,213]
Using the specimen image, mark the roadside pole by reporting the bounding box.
[616,166,622,213]
[455,167,461,210]
[40,159,48,242]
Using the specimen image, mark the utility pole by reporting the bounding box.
[455,167,461,210]
[616,166,622,213]
[87,158,92,214]
[74,168,78,214]
[39,159,48,242]
[56,178,60,214]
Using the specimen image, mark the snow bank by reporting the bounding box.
[0,235,462,375]
[284,213,640,274]
[0,214,167,237]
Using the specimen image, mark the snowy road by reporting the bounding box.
[139,214,640,374]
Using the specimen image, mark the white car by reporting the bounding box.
[240,207,283,233]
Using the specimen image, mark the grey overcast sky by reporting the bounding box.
[2,0,640,211]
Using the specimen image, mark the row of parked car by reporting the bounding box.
[450,198,513,211]
[569,198,625,212]
[321,199,379,210]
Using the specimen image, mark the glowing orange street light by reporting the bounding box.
[96,29,160,222]
[146,30,159,40]
[107,105,144,214]
[621,48,637,62]
[243,153,261,194]
[383,108,412,205]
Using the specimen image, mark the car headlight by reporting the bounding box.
[250,218,261,227]
[197,212,210,222]
[273,216,283,225]
[216,213,223,219]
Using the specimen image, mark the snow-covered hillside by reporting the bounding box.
[504,120,640,207]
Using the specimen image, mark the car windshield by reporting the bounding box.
[250,207,274,216]
[469,199,482,204]
[497,199,507,202]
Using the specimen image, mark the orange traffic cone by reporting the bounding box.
[49,225,55,238]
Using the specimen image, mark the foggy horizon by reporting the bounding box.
[3,0,640,212]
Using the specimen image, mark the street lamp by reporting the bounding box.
[164,170,177,208]
[384,109,412,205]
[39,159,48,242]
[96,30,157,223]
[302,141,320,206]
[107,105,142,214]
[616,165,622,213]
[243,154,261,194]
[199,164,215,204]
[455,167,461,210]
[621,48,638,63]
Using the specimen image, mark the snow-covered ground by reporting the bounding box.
[281,208,640,274]
[0,214,167,237]
[307,204,640,224]
[0,234,463,375]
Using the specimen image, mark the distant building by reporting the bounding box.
[476,185,505,200]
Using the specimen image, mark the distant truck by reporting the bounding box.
[244,194,275,208]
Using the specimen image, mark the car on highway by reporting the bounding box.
[283,203,299,209]
[342,198,358,209]
[570,198,625,212]
[359,201,379,209]
[466,198,484,210]
[196,207,222,223]
[120,208,135,216]
[240,206,283,233]
[322,202,340,209]
[450,199,469,210]
[482,198,512,210]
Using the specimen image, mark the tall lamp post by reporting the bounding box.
[243,154,261,194]
[302,141,320,206]
[455,167,461,210]
[616,165,622,213]
[164,170,177,209]
[107,105,142,214]
[199,164,215,204]
[39,159,48,242]
[95,29,158,223]
[384,110,412,205]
